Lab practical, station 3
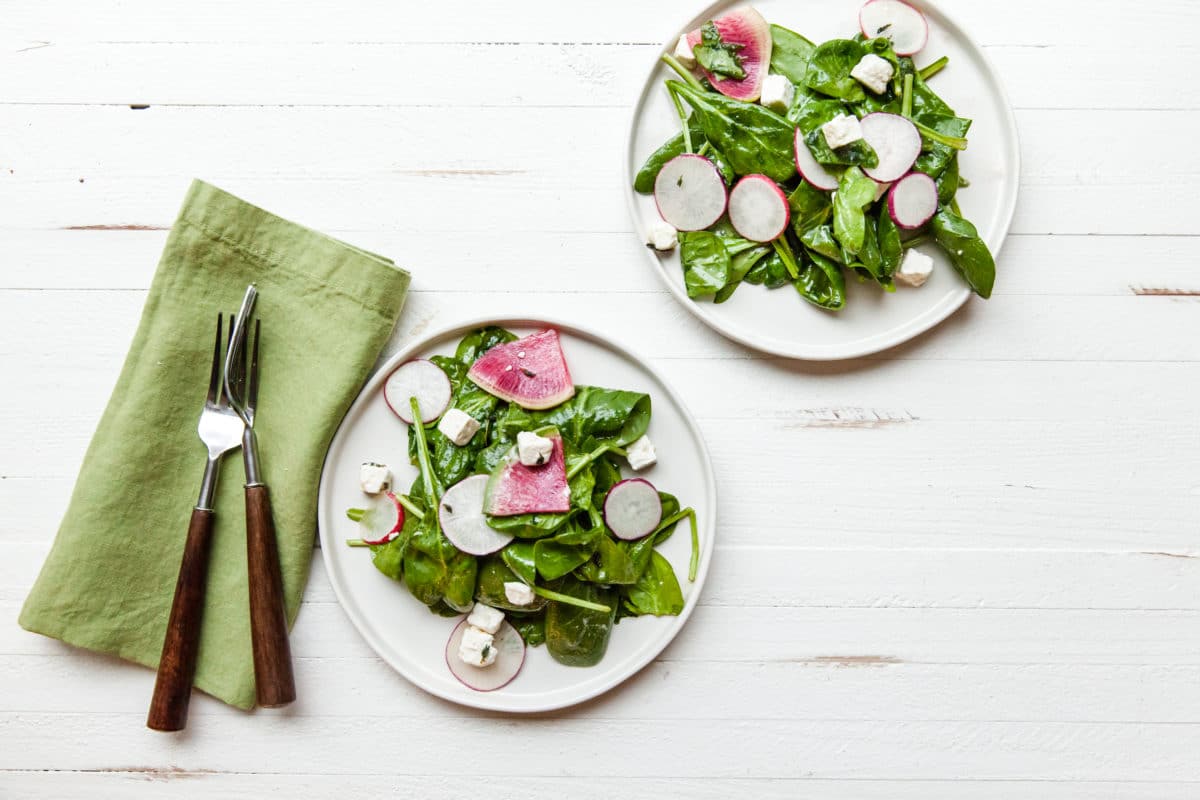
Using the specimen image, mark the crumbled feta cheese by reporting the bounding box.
[673,33,696,69]
[359,462,391,495]
[503,581,536,607]
[645,218,679,251]
[467,602,505,635]
[822,114,863,150]
[517,430,555,467]
[625,435,657,471]
[851,53,894,95]
[437,408,480,446]
[458,625,497,667]
[760,73,795,114]
[895,248,934,287]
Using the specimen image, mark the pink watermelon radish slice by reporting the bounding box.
[467,329,575,411]
[685,7,772,102]
[483,428,570,516]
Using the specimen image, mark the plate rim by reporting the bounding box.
[622,0,1021,360]
[316,315,719,713]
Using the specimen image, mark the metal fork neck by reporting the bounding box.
[196,456,221,510]
[242,425,263,486]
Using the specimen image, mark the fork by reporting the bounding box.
[147,314,245,732]
[226,286,296,708]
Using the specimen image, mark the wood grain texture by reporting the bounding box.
[2,0,1198,794]
[243,484,295,708]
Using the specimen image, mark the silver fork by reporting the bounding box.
[148,314,245,732]
[226,285,296,708]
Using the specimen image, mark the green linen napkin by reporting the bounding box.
[19,179,409,709]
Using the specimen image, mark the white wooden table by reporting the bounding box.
[3,1,1198,796]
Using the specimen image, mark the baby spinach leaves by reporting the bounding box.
[832,167,879,255]
[544,576,618,667]
[666,81,796,182]
[804,39,867,103]
[692,21,746,80]
[769,23,815,83]
[623,552,685,616]
[794,250,847,310]
[930,208,995,298]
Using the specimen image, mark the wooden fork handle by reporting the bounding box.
[147,507,215,731]
[245,484,296,707]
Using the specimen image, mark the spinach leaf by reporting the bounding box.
[453,325,518,367]
[495,386,651,449]
[876,204,903,278]
[475,556,547,612]
[794,250,847,310]
[804,39,867,102]
[545,575,617,667]
[648,492,683,545]
[832,166,878,254]
[769,23,815,84]
[714,243,771,303]
[575,534,656,585]
[632,117,706,194]
[743,251,790,288]
[535,524,602,580]
[679,230,731,298]
[622,552,685,616]
[486,508,572,539]
[513,613,546,647]
[852,210,888,284]
[912,113,971,177]
[800,224,844,263]
[930,208,995,298]
[791,97,877,168]
[788,181,834,231]
[403,515,477,613]
[666,81,797,183]
[936,154,960,206]
[501,540,538,585]
[693,21,746,80]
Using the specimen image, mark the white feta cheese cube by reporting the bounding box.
[673,33,696,69]
[851,53,894,95]
[821,114,863,150]
[437,408,480,446]
[503,581,536,607]
[625,435,657,471]
[895,248,934,287]
[517,430,555,467]
[645,218,678,251]
[458,625,497,667]
[760,73,795,114]
[466,602,505,635]
[359,462,391,495]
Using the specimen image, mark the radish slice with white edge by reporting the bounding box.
[445,618,526,692]
[384,359,451,424]
[860,113,922,184]
[603,478,663,541]
[653,154,728,231]
[357,491,405,545]
[793,129,839,191]
[728,174,790,242]
[888,172,939,229]
[439,474,514,556]
[859,0,929,56]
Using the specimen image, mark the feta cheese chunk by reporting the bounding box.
[760,73,795,114]
[625,435,657,471]
[645,218,679,251]
[466,602,505,635]
[673,33,696,69]
[821,114,863,150]
[851,53,894,95]
[458,625,497,667]
[503,581,536,607]
[359,462,391,495]
[895,248,934,287]
[517,430,555,467]
[437,408,480,446]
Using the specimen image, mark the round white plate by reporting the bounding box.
[625,0,1020,359]
[316,318,717,712]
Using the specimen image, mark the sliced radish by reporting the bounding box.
[859,0,929,56]
[383,359,451,424]
[445,618,525,692]
[888,172,938,229]
[685,7,773,102]
[356,491,405,545]
[440,475,514,556]
[793,129,839,191]
[860,113,922,184]
[653,154,728,232]
[728,175,790,243]
[603,479,663,541]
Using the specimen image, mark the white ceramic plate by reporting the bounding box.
[625,0,1020,359]
[317,318,717,712]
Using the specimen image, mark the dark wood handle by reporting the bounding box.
[147,507,216,731]
[245,484,296,707]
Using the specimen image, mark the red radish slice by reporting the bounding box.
[357,491,405,545]
[384,359,451,424]
[859,0,929,56]
[860,113,922,183]
[653,154,728,232]
[467,329,574,411]
[794,129,839,191]
[445,618,526,692]
[439,475,514,556]
[728,175,790,242]
[685,7,773,102]
[888,172,938,229]
[603,479,663,541]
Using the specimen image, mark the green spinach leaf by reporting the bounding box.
[804,39,867,102]
[632,117,706,194]
[544,575,617,667]
[788,181,834,231]
[832,166,878,254]
[794,250,847,310]
[743,251,790,288]
[876,204,903,278]
[622,552,685,616]
[769,23,815,84]
[693,20,746,80]
[679,230,731,298]
[475,556,547,612]
[930,208,995,298]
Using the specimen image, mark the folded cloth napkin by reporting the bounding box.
[19,179,409,709]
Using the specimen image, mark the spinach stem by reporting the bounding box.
[901,73,914,119]
[345,538,370,547]
[918,55,949,81]
[533,586,612,614]
[345,507,365,522]
[661,54,704,91]
[409,397,441,504]
[697,141,711,157]
[668,87,694,153]
[772,236,801,280]
[395,493,426,521]
[913,119,968,150]
[567,442,628,480]
[651,507,701,583]
[950,197,962,216]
